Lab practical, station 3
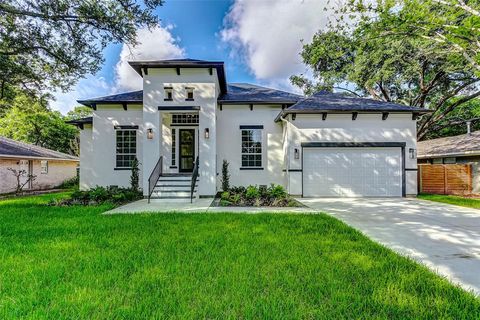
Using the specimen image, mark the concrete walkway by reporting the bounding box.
[299,198,480,296]
[105,198,316,214]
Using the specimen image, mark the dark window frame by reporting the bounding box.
[115,129,137,168]
[241,128,263,168]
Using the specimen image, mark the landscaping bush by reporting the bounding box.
[52,185,142,206]
[218,184,300,207]
[57,175,79,189]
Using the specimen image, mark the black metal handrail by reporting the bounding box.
[148,156,163,203]
[191,156,199,203]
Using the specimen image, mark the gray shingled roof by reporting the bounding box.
[0,136,79,161]
[218,83,302,104]
[78,91,142,107]
[283,91,429,114]
[78,83,302,107]
[417,131,480,158]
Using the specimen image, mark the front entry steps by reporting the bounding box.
[150,174,198,201]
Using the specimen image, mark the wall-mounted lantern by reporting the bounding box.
[147,128,154,140]
[204,128,210,139]
[409,148,416,159]
[294,148,300,159]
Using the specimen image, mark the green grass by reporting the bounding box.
[418,193,480,209]
[0,194,479,319]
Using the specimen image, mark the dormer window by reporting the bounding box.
[164,87,173,101]
[185,87,194,101]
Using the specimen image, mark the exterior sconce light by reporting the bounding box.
[294,148,300,159]
[147,128,154,140]
[204,128,210,139]
[409,148,416,159]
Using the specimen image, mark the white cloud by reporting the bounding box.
[51,75,111,114]
[221,0,336,85]
[51,24,185,114]
[115,25,185,91]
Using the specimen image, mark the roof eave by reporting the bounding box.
[218,100,298,105]
[77,100,143,108]
[274,109,432,122]
[128,61,228,94]
[418,150,480,159]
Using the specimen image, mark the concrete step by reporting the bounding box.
[151,190,194,198]
[158,176,192,182]
[154,185,197,191]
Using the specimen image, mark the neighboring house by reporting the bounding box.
[418,130,480,193]
[0,136,79,194]
[68,59,427,200]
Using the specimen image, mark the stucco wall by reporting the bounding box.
[216,104,286,189]
[142,68,217,196]
[0,158,77,194]
[85,105,144,189]
[286,113,418,196]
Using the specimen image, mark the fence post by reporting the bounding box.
[443,165,447,195]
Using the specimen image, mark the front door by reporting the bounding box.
[179,129,195,172]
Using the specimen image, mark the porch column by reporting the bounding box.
[198,83,217,196]
[142,86,162,196]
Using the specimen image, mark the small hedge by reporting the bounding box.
[219,184,300,207]
[51,186,143,206]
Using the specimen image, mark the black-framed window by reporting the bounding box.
[241,129,262,167]
[185,87,194,100]
[172,113,199,124]
[116,129,137,168]
[171,128,176,166]
[164,87,173,101]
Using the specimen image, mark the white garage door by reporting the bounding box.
[303,147,402,197]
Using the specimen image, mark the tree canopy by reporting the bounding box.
[292,0,480,139]
[0,94,79,155]
[0,0,163,103]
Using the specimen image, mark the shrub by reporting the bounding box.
[57,175,79,189]
[52,185,142,206]
[130,157,140,192]
[216,183,299,207]
[245,185,260,200]
[268,184,287,199]
[221,191,230,201]
[221,160,230,191]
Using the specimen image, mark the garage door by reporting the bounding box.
[303,147,403,197]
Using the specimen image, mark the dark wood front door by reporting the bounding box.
[179,129,195,172]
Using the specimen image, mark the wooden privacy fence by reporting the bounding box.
[418,164,472,195]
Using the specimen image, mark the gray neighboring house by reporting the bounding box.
[0,136,79,194]
[417,131,480,193]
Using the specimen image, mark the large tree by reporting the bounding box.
[0,0,163,104]
[292,0,480,139]
[0,94,78,155]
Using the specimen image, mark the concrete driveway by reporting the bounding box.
[299,198,480,296]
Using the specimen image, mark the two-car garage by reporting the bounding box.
[302,143,405,197]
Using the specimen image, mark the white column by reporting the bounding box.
[198,83,217,196]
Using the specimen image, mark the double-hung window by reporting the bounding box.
[240,125,263,168]
[115,127,137,168]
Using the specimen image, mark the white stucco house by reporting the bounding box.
[68,59,427,200]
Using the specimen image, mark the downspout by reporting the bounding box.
[280,114,290,194]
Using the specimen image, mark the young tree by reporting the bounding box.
[0,0,163,102]
[221,160,230,191]
[292,1,480,139]
[7,168,36,194]
[130,157,140,193]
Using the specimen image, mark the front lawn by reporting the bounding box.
[0,194,479,319]
[418,193,480,210]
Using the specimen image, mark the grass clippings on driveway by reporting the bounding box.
[0,193,479,319]
[418,193,480,210]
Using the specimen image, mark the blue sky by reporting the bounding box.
[53,0,332,114]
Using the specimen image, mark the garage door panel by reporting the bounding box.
[303,147,402,197]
